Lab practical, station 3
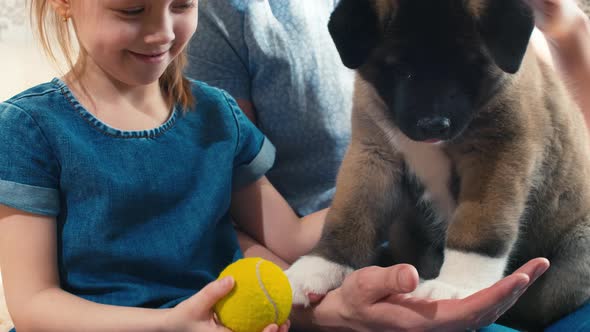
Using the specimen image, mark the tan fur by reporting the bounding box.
[312,0,590,329]
[314,77,407,267]
[445,47,590,252]
[464,0,488,18]
[317,43,590,328]
[373,0,399,26]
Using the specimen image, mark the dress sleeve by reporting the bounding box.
[187,0,252,101]
[222,92,275,190]
[0,102,60,216]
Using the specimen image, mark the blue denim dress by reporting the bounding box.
[0,78,275,315]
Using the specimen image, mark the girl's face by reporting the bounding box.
[68,0,198,86]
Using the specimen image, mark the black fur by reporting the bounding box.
[328,0,381,68]
[478,0,535,73]
[329,0,534,142]
[311,1,590,329]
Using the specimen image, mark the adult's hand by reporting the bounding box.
[523,0,586,42]
[301,258,549,332]
[525,0,590,133]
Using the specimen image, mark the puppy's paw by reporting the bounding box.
[410,249,506,300]
[285,255,353,307]
[411,279,476,300]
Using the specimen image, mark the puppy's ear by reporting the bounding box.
[478,0,535,74]
[328,0,382,69]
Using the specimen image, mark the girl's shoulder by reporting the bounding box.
[186,78,241,116]
[188,78,232,103]
[1,79,69,116]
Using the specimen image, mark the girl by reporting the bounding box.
[0,1,287,331]
[0,0,548,331]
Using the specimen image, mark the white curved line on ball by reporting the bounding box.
[256,259,279,324]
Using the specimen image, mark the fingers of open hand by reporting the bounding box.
[348,264,419,304]
[481,258,550,323]
[512,257,550,279]
[470,283,527,327]
[459,274,528,327]
[461,257,549,313]
[328,266,425,331]
[333,260,549,331]
[360,295,493,331]
[453,258,549,328]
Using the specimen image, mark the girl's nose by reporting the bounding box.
[144,14,175,45]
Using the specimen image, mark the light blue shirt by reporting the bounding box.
[187,0,355,216]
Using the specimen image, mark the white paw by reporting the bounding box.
[409,249,507,300]
[285,255,353,307]
[411,279,477,300]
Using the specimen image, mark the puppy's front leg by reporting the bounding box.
[413,147,533,299]
[287,138,405,306]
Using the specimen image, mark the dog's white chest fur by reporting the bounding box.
[385,128,457,219]
[387,131,507,299]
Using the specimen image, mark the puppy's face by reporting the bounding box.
[329,0,535,143]
[361,2,490,142]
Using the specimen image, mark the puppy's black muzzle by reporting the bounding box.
[416,116,452,141]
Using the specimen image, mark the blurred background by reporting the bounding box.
[0,0,60,102]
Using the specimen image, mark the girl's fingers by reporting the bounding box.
[187,277,235,318]
[262,324,279,332]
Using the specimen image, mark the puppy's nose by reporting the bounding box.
[416,116,451,139]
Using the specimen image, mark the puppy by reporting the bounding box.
[286,0,590,329]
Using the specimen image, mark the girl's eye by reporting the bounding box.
[116,1,195,17]
[172,0,196,11]
[119,7,144,16]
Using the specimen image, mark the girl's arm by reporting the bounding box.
[237,231,290,269]
[0,203,283,332]
[231,177,326,264]
[0,205,170,332]
[231,100,321,266]
[235,99,258,124]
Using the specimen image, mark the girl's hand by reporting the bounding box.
[524,0,586,42]
[165,276,290,332]
[302,258,549,332]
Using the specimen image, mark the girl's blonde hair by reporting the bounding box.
[28,0,195,110]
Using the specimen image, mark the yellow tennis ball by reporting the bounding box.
[214,257,293,332]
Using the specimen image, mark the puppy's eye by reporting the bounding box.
[379,55,413,79]
[389,64,413,79]
[465,52,480,63]
[384,55,398,66]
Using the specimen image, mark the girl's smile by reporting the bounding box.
[128,49,170,64]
